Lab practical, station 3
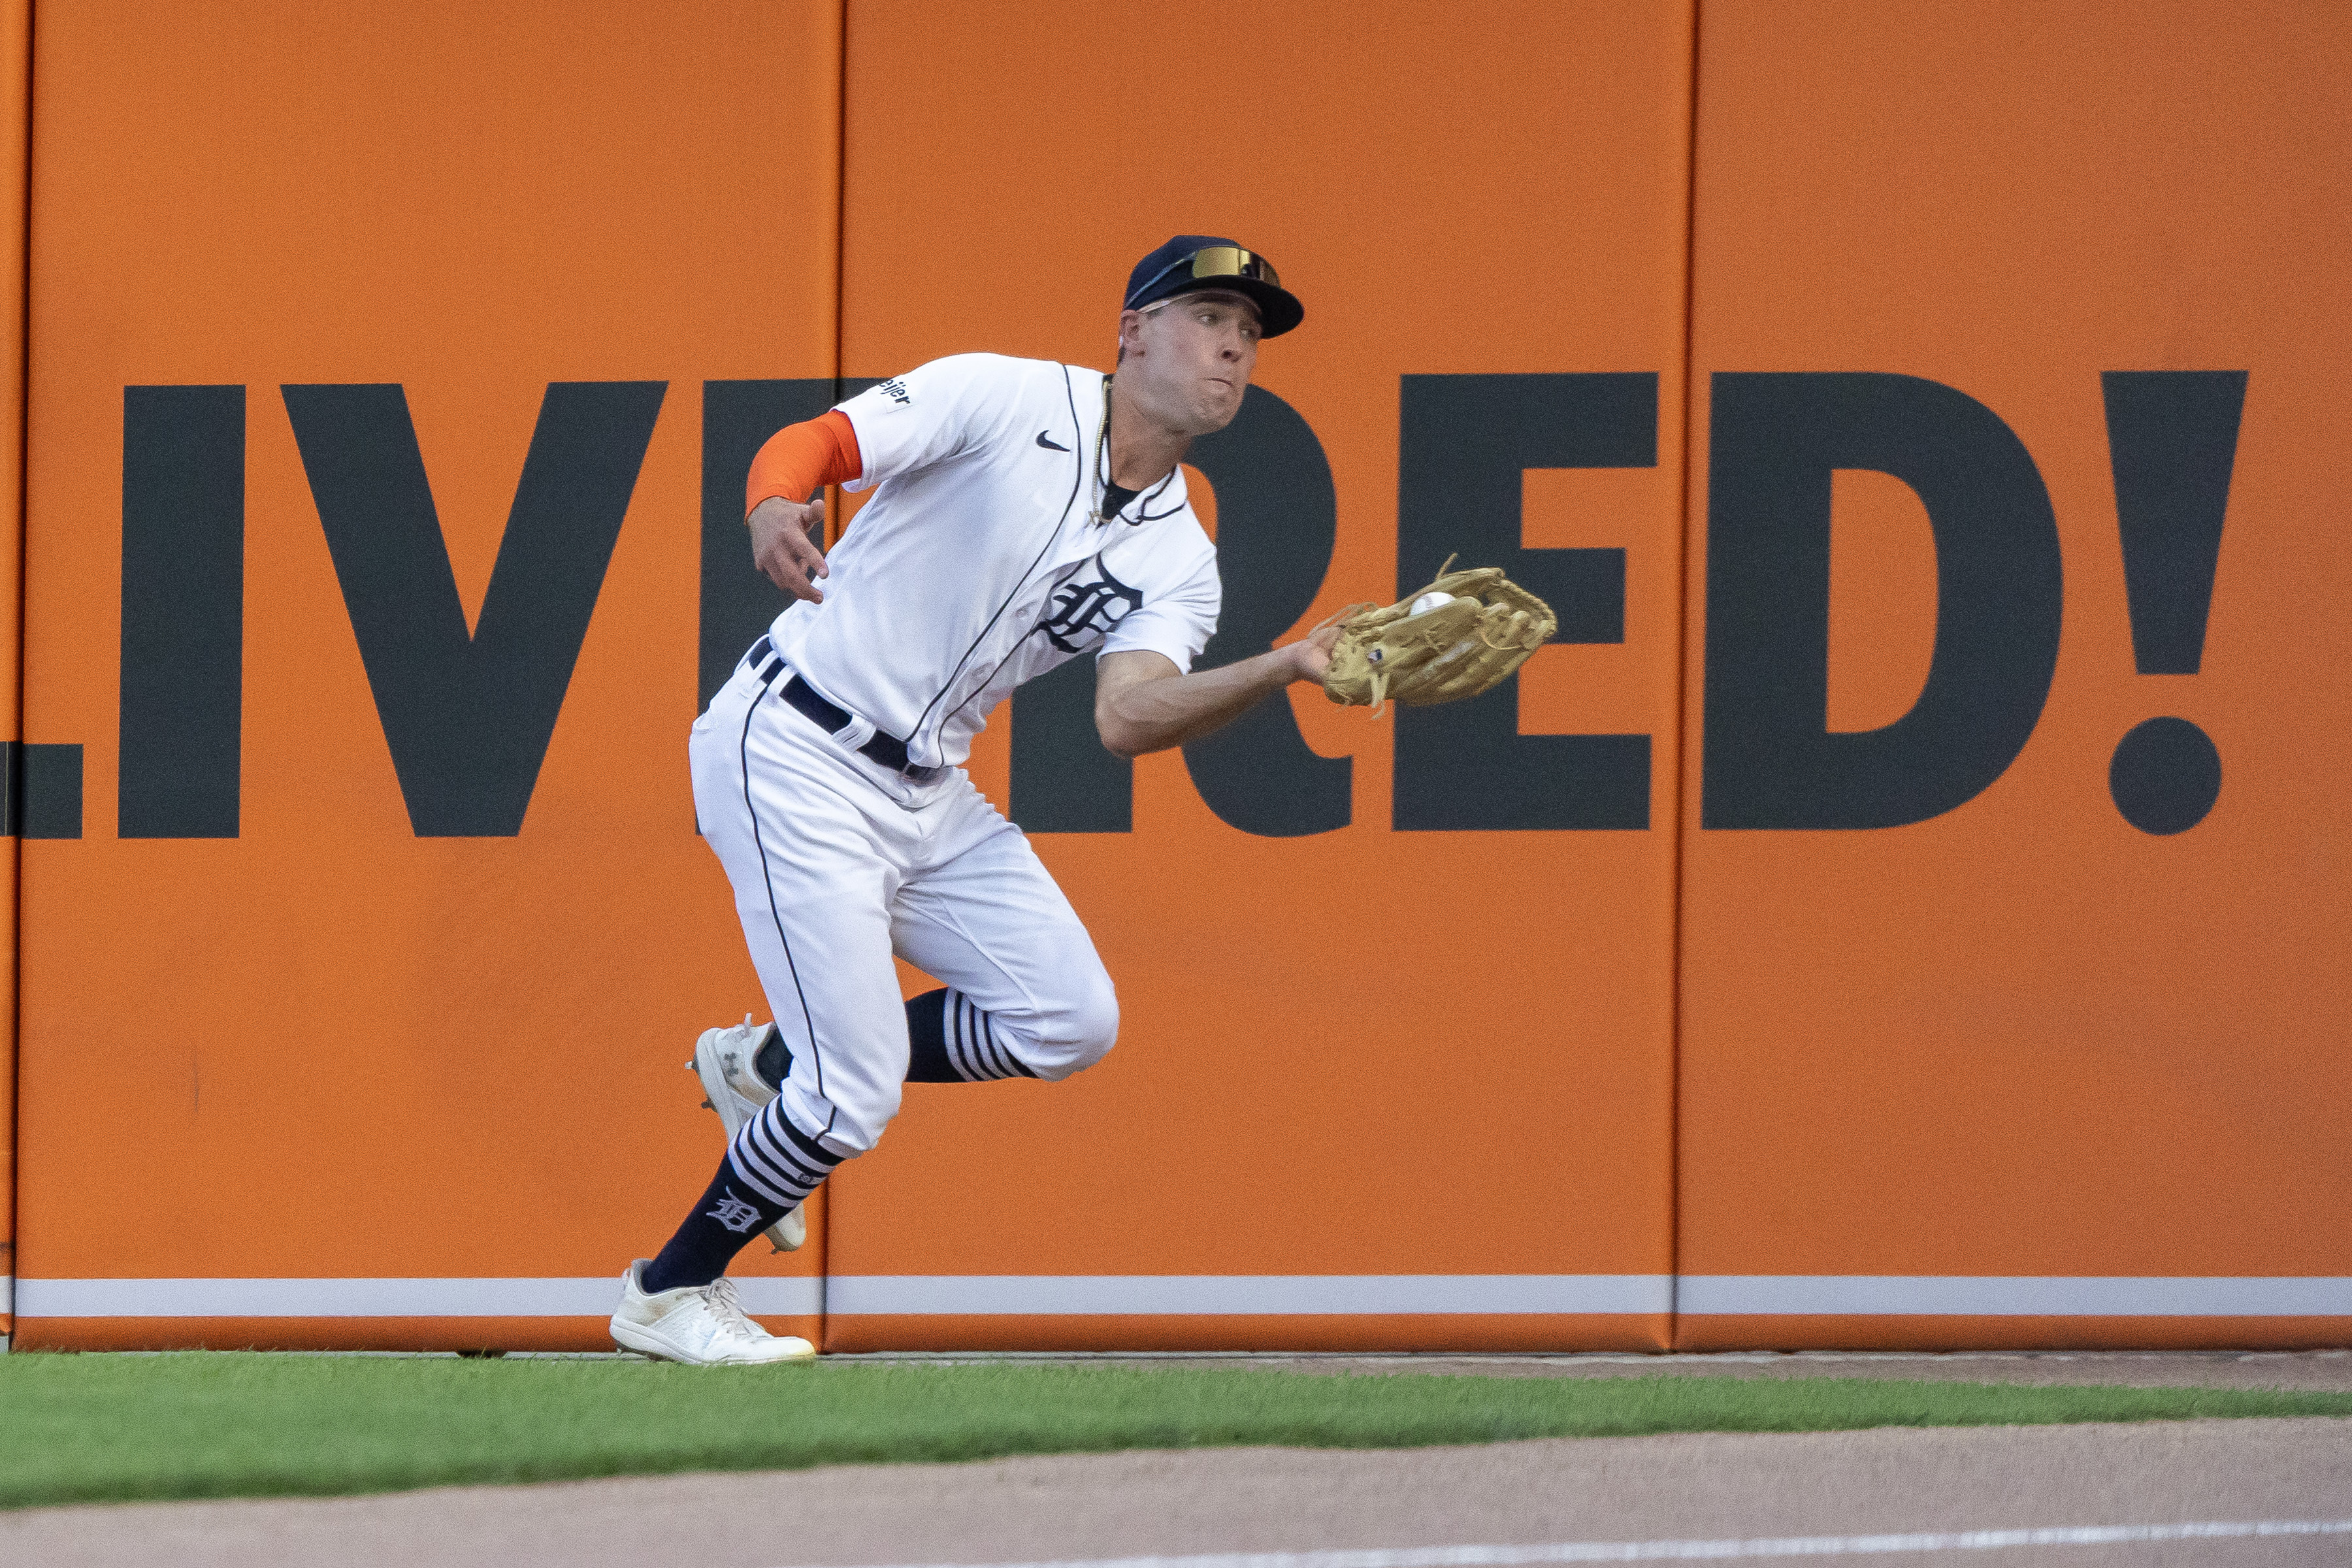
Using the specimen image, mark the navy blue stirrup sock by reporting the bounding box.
[746,997,1030,1092]
[753,1026,793,1091]
[643,1097,847,1292]
[904,987,1037,1082]
[649,998,1022,1290]
[640,1155,794,1295]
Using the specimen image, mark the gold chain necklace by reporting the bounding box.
[1090,373,1115,523]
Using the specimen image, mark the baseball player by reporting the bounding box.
[610,237,1326,1364]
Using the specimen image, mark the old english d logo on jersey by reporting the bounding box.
[1040,559,1145,652]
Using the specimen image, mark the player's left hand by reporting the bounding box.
[1319,564,1556,709]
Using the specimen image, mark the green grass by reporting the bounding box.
[0,1356,2347,1511]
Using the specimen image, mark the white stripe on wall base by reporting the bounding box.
[825,1277,1674,1316]
[1678,1276,2352,1317]
[14,1277,823,1318]
[12,1275,2351,1321]
[12,1276,1663,1319]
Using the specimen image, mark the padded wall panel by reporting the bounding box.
[825,0,1694,1350]
[15,0,841,1348]
[1676,0,2352,1348]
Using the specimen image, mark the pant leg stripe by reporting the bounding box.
[964,994,992,1081]
[729,1126,816,1197]
[723,1148,801,1208]
[737,690,832,1137]
[948,993,981,1082]
[971,1001,1008,1079]
[992,1014,1023,1079]
[743,1120,830,1193]
[772,1107,848,1174]
[732,1133,813,1198]
[981,1009,1034,1079]
[743,1105,835,1189]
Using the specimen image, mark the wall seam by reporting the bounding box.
[817,0,849,1346]
[5,0,34,1342]
[829,0,849,424]
[1665,0,1703,1352]
[815,5,858,593]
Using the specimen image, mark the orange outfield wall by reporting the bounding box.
[12,0,841,1349]
[1674,0,2352,1347]
[8,0,2351,1354]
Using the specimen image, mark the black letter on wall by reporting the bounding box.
[1395,372,1653,831]
[1009,655,1128,832]
[284,381,666,836]
[1179,386,1348,836]
[1701,372,2062,829]
[122,385,244,838]
[2101,370,2246,675]
[8,743,84,839]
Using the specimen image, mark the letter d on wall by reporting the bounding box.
[1701,374,2062,830]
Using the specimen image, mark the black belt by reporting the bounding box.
[745,636,945,784]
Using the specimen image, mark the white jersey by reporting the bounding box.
[764,353,1222,770]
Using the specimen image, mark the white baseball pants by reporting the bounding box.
[689,658,1119,1157]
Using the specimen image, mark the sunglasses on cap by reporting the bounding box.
[1124,245,1282,307]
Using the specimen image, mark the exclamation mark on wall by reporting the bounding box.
[2099,370,2246,836]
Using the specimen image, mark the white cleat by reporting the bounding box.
[691,1016,806,1251]
[610,1262,815,1365]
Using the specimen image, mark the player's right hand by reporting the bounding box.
[749,495,829,603]
[1282,621,1342,683]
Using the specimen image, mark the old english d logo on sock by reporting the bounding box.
[706,1188,764,1234]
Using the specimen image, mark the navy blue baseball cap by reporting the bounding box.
[1123,235,1303,337]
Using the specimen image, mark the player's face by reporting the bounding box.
[1122,289,1261,434]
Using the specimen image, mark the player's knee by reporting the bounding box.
[1030,972,1118,1081]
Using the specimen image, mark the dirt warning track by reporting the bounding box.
[3,1414,2346,1568]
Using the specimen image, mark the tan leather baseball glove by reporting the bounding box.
[1320,561,1558,710]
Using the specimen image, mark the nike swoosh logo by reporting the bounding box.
[1036,431,1070,451]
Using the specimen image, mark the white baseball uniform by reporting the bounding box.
[692,353,1221,1161]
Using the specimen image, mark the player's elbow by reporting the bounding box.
[1095,714,1159,760]
[1094,690,1170,758]
[1093,651,1186,758]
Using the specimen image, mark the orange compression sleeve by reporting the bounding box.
[745,408,863,516]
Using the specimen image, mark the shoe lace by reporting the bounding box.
[697,1276,759,1333]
